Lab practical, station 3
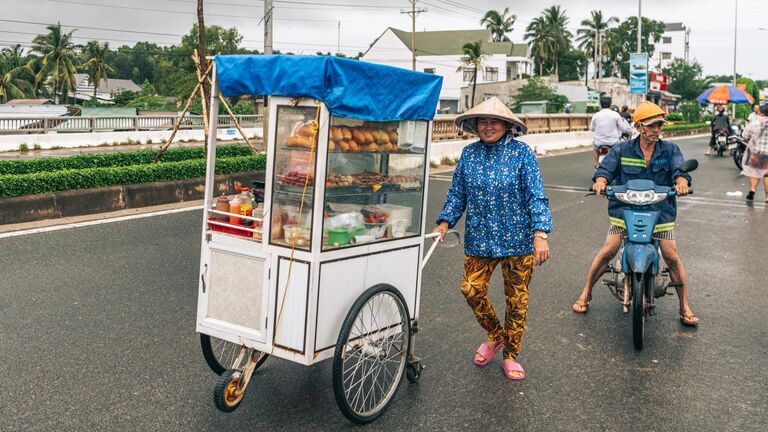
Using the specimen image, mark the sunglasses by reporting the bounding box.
[642,122,665,130]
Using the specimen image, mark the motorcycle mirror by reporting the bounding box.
[680,159,698,173]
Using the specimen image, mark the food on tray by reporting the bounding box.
[327,124,402,153]
[297,123,315,137]
[281,170,314,187]
[286,135,314,148]
[388,175,421,190]
[328,140,336,151]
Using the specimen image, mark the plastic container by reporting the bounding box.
[228,195,242,224]
[215,195,230,221]
[236,187,253,225]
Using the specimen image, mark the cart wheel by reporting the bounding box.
[201,334,268,375]
[213,369,246,413]
[332,284,411,424]
[406,362,423,383]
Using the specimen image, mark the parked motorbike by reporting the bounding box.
[592,159,698,350]
[729,134,746,170]
[713,128,729,156]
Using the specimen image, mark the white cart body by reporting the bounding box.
[196,56,442,367]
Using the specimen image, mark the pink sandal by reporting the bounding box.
[502,359,526,381]
[473,339,503,366]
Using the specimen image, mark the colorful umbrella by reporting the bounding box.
[696,84,755,105]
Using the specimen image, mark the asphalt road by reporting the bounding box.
[1,135,766,431]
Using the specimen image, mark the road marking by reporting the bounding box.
[0,205,204,239]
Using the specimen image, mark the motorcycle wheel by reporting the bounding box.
[717,147,724,157]
[733,148,744,170]
[631,272,648,350]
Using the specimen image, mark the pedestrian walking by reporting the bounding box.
[742,103,768,202]
[433,97,552,381]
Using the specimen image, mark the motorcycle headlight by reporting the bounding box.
[614,190,668,205]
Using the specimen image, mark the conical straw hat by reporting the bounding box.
[455,97,527,136]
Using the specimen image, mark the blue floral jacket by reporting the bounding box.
[436,135,552,258]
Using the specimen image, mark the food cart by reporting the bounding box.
[196,55,448,424]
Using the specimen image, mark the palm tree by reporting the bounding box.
[0,60,35,103]
[524,17,553,77]
[31,23,79,104]
[1,44,26,69]
[456,41,486,109]
[576,10,618,81]
[480,8,516,42]
[540,6,572,77]
[82,41,115,103]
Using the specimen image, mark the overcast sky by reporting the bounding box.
[2,0,766,79]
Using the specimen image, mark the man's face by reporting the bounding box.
[477,117,507,143]
[755,105,760,113]
[637,121,664,144]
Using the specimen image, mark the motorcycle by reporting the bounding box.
[729,134,746,170]
[713,128,729,156]
[594,159,698,350]
[597,144,613,164]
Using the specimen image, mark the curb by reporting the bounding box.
[0,171,263,225]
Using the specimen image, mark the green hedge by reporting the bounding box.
[664,122,707,132]
[0,155,265,198]
[0,145,254,175]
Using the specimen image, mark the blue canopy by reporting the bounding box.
[215,55,443,122]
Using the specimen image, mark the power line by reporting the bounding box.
[165,0,402,10]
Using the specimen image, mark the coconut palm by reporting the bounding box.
[480,8,517,42]
[540,6,572,77]
[524,17,552,77]
[1,44,26,69]
[456,41,487,109]
[82,40,115,102]
[31,23,79,104]
[576,10,618,80]
[0,60,35,103]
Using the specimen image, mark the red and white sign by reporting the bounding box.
[649,72,668,92]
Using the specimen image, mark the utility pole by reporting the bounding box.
[637,0,642,54]
[401,1,427,71]
[337,21,340,56]
[733,0,738,118]
[264,0,273,55]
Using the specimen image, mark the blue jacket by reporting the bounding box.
[593,137,692,231]
[436,135,552,258]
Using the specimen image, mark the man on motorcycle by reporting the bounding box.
[708,105,732,155]
[590,96,634,168]
[620,105,633,123]
[573,101,700,326]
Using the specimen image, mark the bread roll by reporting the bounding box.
[286,135,302,147]
[375,130,390,145]
[340,126,352,140]
[367,143,380,152]
[297,123,314,137]
[329,140,337,151]
[352,128,366,145]
[337,140,350,152]
[347,140,360,152]
[388,131,398,144]
[332,127,344,142]
[362,129,375,143]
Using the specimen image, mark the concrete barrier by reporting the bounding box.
[0,171,262,225]
[429,131,595,164]
[0,127,263,152]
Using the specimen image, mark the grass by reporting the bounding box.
[19,143,29,153]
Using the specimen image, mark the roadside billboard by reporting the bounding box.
[630,53,648,95]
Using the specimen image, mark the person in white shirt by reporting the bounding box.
[747,104,760,124]
[590,96,634,167]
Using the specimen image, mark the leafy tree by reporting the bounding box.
[231,100,255,115]
[112,89,139,106]
[679,100,702,123]
[480,8,516,42]
[556,48,587,82]
[82,41,115,102]
[456,41,487,109]
[735,77,760,119]
[576,10,618,80]
[512,77,569,113]
[31,23,79,104]
[1,44,26,69]
[604,17,664,80]
[662,58,709,100]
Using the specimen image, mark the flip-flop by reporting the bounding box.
[680,313,700,326]
[572,295,592,313]
[473,339,503,366]
[502,359,525,381]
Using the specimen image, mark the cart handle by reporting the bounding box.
[422,230,461,270]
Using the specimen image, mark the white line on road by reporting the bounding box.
[0,205,204,239]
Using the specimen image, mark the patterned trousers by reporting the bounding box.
[461,254,534,360]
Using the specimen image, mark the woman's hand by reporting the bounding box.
[533,236,550,266]
[433,221,449,241]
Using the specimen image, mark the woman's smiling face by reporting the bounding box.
[476,117,507,143]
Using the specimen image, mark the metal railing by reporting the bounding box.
[0,113,589,139]
[432,114,592,141]
[0,114,264,135]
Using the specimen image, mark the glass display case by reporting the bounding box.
[269,105,320,251]
[321,117,428,251]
